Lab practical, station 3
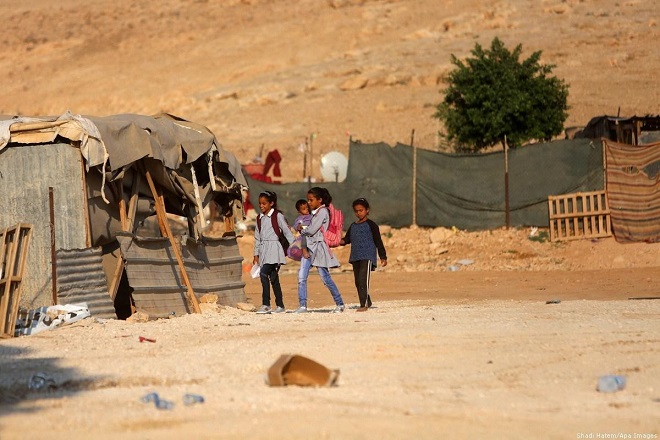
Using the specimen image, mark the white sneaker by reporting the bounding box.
[272,306,286,314]
[256,305,272,314]
[331,305,345,313]
[294,306,308,314]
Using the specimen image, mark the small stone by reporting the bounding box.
[429,227,454,243]
[200,303,222,314]
[236,302,257,312]
[339,76,368,91]
[126,311,149,323]
[199,294,219,304]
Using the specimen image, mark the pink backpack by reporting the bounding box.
[322,204,344,248]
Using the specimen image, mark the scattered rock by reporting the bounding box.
[429,243,448,255]
[339,76,369,91]
[236,302,257,312]
[430,227,454,243]
[200,303,222,314]
[199,294,219,304]
[126,311,149,323]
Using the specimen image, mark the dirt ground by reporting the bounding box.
[1,0,659,438]
[0,231,659,439]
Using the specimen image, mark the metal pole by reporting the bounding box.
[602,139,607,189]
[308,133,314,185]
[504,136,510,229]
[411,129,417,226]
[49,187,57,305]
[302,138,308,180]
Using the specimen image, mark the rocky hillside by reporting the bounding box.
[2,0,658,181]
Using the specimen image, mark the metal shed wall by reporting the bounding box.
[56,247,115,319]
[181,236,246,303]
[0,143,88,308]
[117,235,245,319]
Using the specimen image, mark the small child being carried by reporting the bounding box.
[291,199,312,260]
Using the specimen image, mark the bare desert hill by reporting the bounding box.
[1,3,659,438]
[1,0,658,180]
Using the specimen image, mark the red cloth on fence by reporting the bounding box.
[263,149,282,177]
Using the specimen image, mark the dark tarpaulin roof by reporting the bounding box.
[0,111,246,187]
[1,111,247,245]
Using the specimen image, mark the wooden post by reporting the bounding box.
[109,178,126,302]
[80,155,92,248]
[107,171,141,301]
[504,136,510,229]
[108,258,124,302]
[190,166,206,237]
[117,179,127,231]
[49,187,57,305]
[144,170,201,314]
[303,138,308,180]
[126,172,141,234]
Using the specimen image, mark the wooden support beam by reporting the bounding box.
[223,215,235,237]
[126,172,141,234]
[80,153,92,248]
[144,170,201,314]
[190,166,206,238]
[108,171,140,302]
[117,179,127,232]
[107,258,124,302]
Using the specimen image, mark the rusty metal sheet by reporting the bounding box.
[56,247,116,319]
[117,234,245,317]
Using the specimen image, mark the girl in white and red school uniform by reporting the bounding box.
[253,190,295,314]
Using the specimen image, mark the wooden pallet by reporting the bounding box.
[548,191,612,241]
[0,224,33,338]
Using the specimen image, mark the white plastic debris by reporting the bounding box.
[15,303,91,336]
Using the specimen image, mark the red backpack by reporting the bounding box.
[256,211,290,256]
[322,204,344,248]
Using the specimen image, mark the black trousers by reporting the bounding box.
[260,263,284,308]
[351,260,373,308]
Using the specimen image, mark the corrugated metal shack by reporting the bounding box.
[572,114,660,145]
[0,112,248,319]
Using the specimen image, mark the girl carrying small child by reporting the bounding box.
[340,197,387,311]
[296,187,346,313]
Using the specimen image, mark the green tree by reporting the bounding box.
[435,37,569,152]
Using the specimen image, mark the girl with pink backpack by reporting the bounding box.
[294,187,345,313]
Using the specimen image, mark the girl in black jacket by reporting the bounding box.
[340,198,387,311]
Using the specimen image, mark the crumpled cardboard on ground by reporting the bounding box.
[266,354,339,387]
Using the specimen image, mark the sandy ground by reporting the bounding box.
[1,224,659,439]
[0,264,659,439]
[1,0,659,438]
